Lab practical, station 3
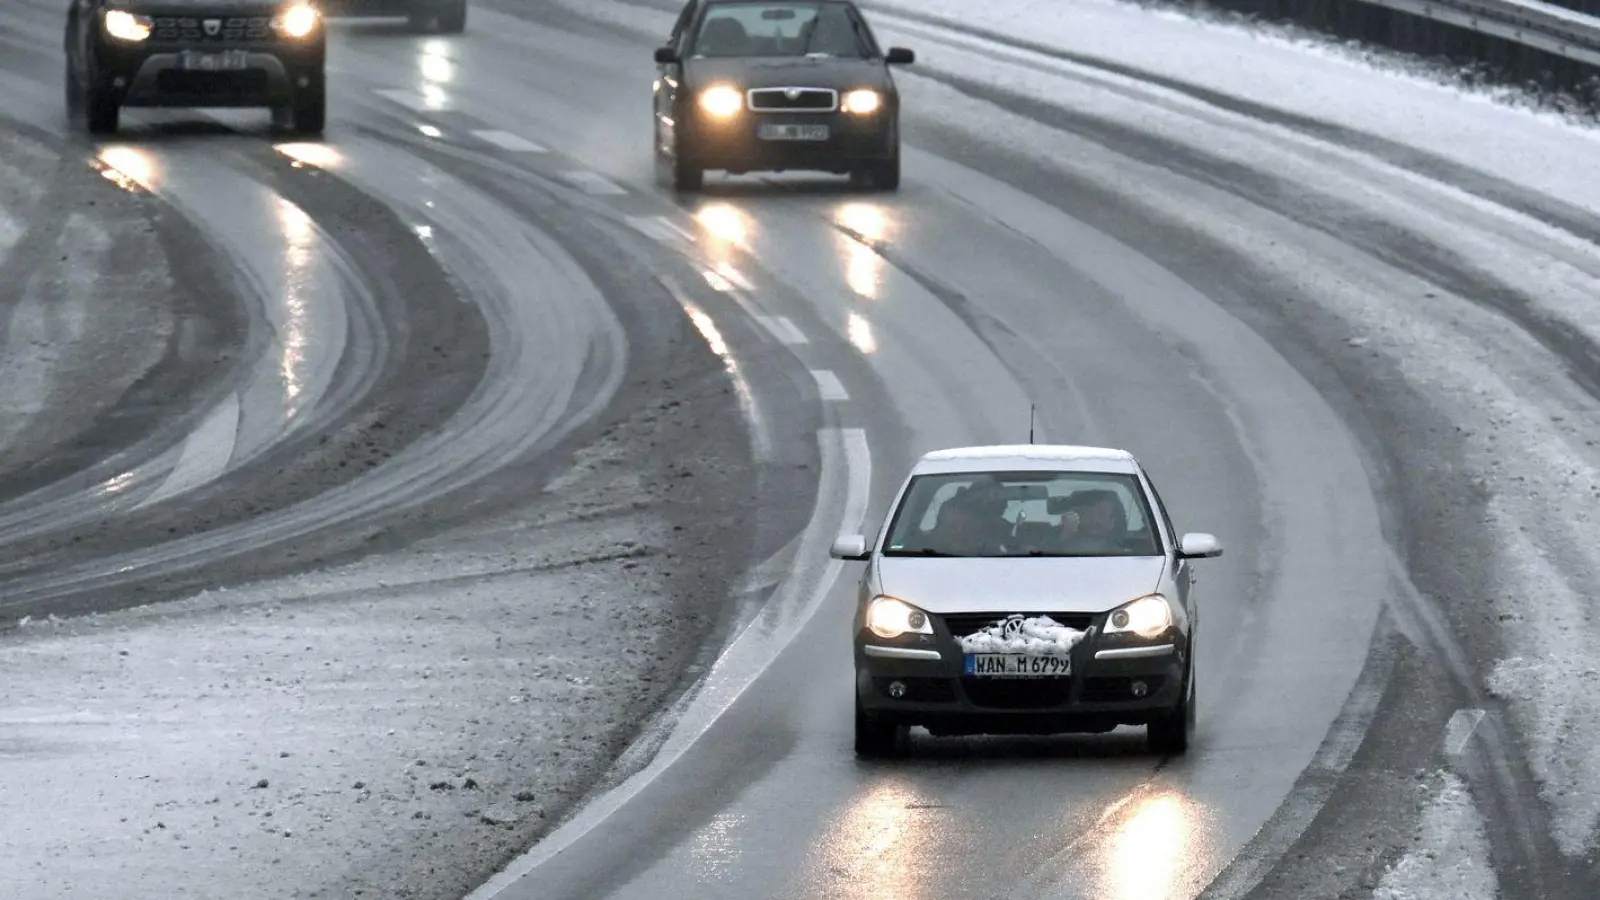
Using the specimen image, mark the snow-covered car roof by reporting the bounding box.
[909,444,1141,475]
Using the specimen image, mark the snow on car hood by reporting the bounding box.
[958,616,1087,655]
[875,555,1165,615]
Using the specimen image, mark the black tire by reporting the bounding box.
[291,81,326,136]
[1146,660,1195,755]
[85,82,119,135]
[436,0,466,33]
[854,695,905,758]
[65,58,82,119]
[872,149,900,191]
[672,152,703,192]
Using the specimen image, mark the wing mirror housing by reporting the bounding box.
[654,45,680,64]
[1178,533,1223,559]
[830,534,870,560]
[885,46,915,65]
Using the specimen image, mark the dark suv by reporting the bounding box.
[64,0,328,135]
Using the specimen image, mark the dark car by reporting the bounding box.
[64,0,328,135]
[651,0,914,191]
[317,0,466,34]
[830,444,1225,758]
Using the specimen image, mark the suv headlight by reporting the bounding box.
[273,5,320,38]
[1102,594,1173,639]
[865,596,933,639]
[103,9,153,41]
[841,89,881,114]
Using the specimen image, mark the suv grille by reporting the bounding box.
[939,612,1096,638]
[746,87,837,111]
[153,15,274,42]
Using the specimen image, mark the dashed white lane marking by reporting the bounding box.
[754,315,808,345]
[1444,708,1486,755]
[810,369,848,401]
[136,392,241,509]
[562,171,626,195]
[709,262,755,291]
[473,129,547,152]
[373,88,428,111]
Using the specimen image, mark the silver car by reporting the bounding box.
[830,444,1223,757]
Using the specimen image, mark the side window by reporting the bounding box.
[669,0,698,44]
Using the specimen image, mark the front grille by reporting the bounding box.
[962,678,1072,709]
[746,87,837,111]
[940,612,1095,638]
[1080,676,1166,703]
[152,15,275,42]
[874,677,956,702]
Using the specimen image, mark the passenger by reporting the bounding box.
[1051,490,1126,553]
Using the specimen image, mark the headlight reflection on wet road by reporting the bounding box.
[809,779,944,900]
[274,196,316,409]
[834,203,889,299]
[1097,790,1205,900]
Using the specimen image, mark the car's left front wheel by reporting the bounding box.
[1146,660,1195,755]
[854,694,906,758]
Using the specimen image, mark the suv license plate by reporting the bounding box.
[964,654,1072,678]
[178,50,250,71]
[758,123,829,141]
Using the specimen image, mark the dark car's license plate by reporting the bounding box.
[177,50,249,72]
[758,123,829,141]
[965,653,1072,678]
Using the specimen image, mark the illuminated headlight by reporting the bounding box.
[103,9,153,41]
[698,85,742,118]
[865,596,933,640]
[274,5,320,38]
[842,89,881,114]
[1103,594,1173,639]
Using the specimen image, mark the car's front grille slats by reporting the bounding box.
[152,15,275,42]
[746,86,837,112]
[940,611,1096,638]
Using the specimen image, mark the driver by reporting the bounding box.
[928,484,1012,555]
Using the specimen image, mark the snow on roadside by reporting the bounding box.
[865,0,1600,212]
[1371,772,1499,900]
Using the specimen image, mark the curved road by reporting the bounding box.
[2,0,1594,897]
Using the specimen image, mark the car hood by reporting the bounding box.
[875,555,1166,615]
[684,57,890,90]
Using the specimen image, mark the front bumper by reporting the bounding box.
[96,40,323,108]
[677,108,896,174]
[855,628,1186,736]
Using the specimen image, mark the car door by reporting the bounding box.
[654,0,700,146]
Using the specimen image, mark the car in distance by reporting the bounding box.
[317,0,467,34]
[64,0,327,135]
[831,444,1224,757]
[651,0,914,192]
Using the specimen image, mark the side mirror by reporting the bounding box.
[884,46,914,65]
[1178,533,1223,559]
[654,45,680,64]
[830,534,870,560]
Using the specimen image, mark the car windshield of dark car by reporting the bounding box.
[690,2,868,58]
[880,470,1164,558]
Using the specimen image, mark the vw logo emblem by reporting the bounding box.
[1000,615,1026,639]
[784,88,801,99]
[203,18,221,34]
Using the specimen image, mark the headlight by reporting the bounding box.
[865,596,933,640]
[698,85,742,118]
[1102,594,1173,639]
[103,9,152,41]
[841,89,881,114]
[274,5,320,38]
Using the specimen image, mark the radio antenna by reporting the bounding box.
[1028,404,1036,444]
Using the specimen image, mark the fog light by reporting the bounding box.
[888,680,907,699]
[1130,680,1149,698]
[113,76,127,87]
[297,75,310,87]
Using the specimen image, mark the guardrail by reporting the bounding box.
[1355,0,1600,67]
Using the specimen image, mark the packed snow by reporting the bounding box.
[957,615,1086,654]
[1371,772,1500,900]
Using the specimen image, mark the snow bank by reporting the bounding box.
[1371,771,1499,900]
[957,615,1086,654]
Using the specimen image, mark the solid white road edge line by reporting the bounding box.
[472,130,548,152]
[463,426,870,900]
[811,369,849,401]
[1445,708,1486,756]
[754,315,809,345]
[134,392,242,510]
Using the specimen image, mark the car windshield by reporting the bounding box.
[691,1,868,58]
[880,470,1164,558]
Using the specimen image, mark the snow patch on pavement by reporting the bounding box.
[1371,771,1499,900]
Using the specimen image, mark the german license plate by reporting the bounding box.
[965,654,1072,678]
[757,123,829,141]
[177,50,249,72]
